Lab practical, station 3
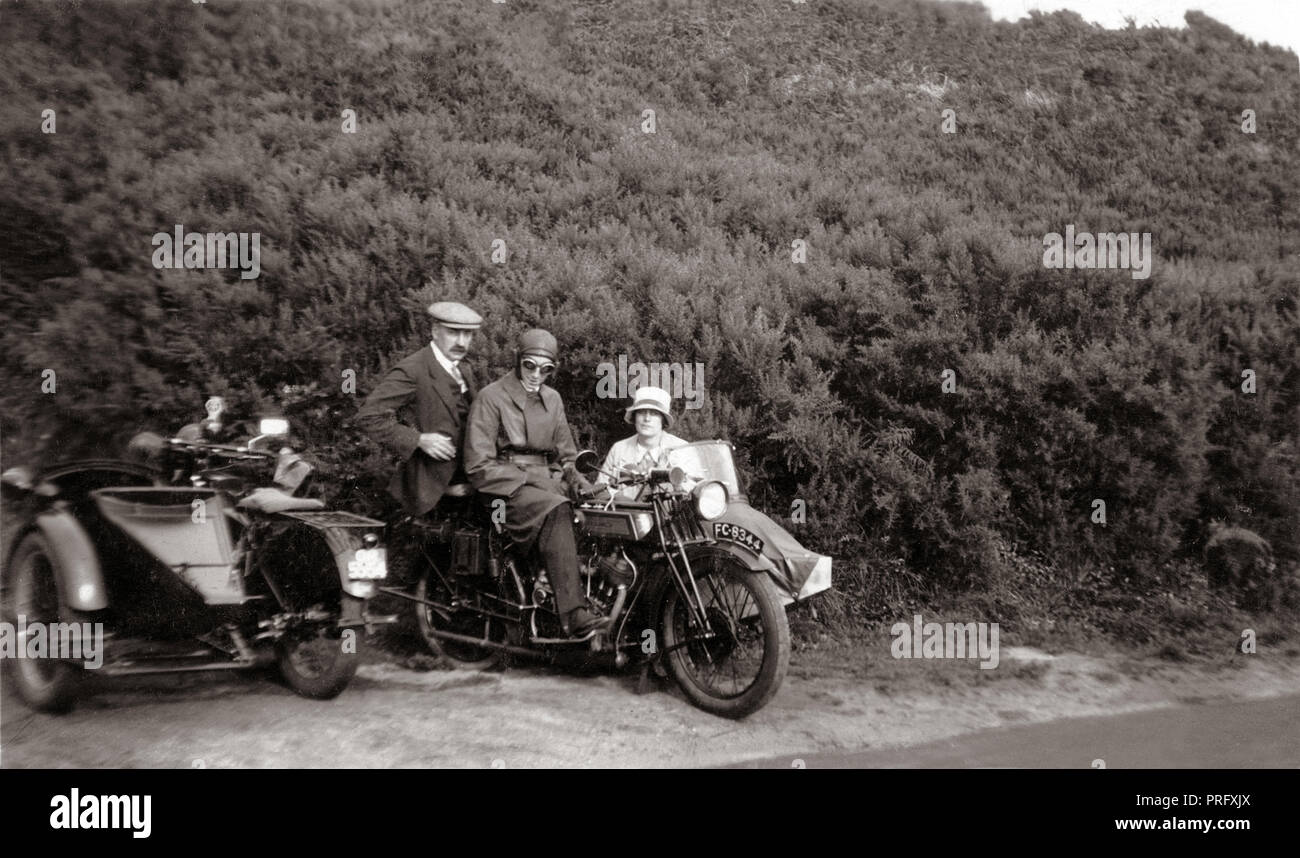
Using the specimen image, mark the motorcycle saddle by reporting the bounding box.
[237,487,326,513]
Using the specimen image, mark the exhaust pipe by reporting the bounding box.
[592,585,629,653]
[423,628,539,659]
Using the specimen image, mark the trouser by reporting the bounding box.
[535,503,585,617]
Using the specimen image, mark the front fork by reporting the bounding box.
[650,501,715,636]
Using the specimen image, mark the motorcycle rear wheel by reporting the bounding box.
[414,570,505,670]
[0,532,86,713]
[659,553,790,719]
[276,625,360,699]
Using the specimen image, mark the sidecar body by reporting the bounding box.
[708,501,832,605]
[662,441,832,605]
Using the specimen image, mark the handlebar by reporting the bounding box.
[582,466,704,510]
[167,438,277,461]
[606,465,699,488]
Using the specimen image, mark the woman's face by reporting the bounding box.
[634,409,663,440]
[517,354,555,393]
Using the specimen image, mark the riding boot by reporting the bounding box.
[535,503,586,617]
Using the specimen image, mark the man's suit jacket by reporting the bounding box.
[355,346,478,516]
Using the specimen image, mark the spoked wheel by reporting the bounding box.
[414,570,505,670]
[276,624,360,699]
[0,533,85,713]
[660,552,790,719]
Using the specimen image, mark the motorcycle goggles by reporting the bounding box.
[520,357,557,378]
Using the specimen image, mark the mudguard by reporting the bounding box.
[665,543,782,622]
[686,540,779,581]
[31,512,108,611]
[690,532,831,606]
[274,510,388,599]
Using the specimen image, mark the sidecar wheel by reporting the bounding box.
[659,553,790,719]
[1,533,85,713]
[276,626,360,699]
[414,570,504,670]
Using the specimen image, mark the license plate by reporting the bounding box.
[713,522,764,555]
[347,548,388,580]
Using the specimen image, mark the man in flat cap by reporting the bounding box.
[464,328,608,637]
[356,301,482,516]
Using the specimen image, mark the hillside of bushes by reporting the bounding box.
[2,0,1298,639]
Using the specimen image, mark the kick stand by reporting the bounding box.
[635,658,658,695]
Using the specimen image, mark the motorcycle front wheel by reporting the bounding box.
[414,570,505,670]
[0,532,85,713]
[659,552,791,719]
[276,625,360,699]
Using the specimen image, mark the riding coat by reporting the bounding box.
[463,370,579,548]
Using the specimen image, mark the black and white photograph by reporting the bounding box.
[0,0,1297,830]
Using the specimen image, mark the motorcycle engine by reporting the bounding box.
[581,546,635,617]
[531,570,552,609]
[530,546,634,620]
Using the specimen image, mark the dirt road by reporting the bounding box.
[3,645,1297,768]
[736,692,1300,768]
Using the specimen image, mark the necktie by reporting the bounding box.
[449,362,466,393]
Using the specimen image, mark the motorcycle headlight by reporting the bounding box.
[259,418,290,437]
[694,481,728,521]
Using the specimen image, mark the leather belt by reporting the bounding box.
[501,451,554,466]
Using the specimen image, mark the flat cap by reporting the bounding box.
[427,301,483,330]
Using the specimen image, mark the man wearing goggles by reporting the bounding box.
[464,329,608,637]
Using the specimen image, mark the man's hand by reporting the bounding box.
[417,432,457,461]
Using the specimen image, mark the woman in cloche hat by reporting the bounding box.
[594,386,688,501]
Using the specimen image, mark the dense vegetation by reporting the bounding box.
[2,0,1297,639]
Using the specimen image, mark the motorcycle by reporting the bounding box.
[0,398,393,712]
[386,440,831,719]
